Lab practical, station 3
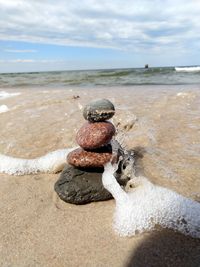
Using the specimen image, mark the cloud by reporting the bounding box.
[0,0,200,53]
[0,59,64,63]
[4,49,37,53]
[12,59,35,63]
[0,59,35,63]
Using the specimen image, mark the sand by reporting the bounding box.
[0,85,200,266]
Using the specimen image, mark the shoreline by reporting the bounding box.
[0,85,200,266]
[1,85,200,196]
[1,82,200,90]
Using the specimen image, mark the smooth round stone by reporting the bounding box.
[83,99,115,122]
[76,121,115,150]
[67,147,112,168]
[54,165,112,204]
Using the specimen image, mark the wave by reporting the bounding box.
[175,66,200,72]
[1,67,200,87]
[0,90,21,100]
[97,68,173,78]
[97,69,133,78]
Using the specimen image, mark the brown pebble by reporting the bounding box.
[67,148,112,168]
[76,121,115,150]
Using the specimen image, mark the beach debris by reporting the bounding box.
[72,95,80,99]
[55,99,116,204]
[110,138,136,185]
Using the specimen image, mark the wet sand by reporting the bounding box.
[0,85,200,266]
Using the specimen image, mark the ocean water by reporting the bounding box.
[1,66,200,88]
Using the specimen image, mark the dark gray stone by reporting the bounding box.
[83,99,115,122]
[54,165,112,204]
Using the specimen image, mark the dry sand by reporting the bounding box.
[0,85,200,266]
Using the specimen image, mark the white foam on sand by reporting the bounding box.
[0,148,75,175]
[1,149,199,239]
[0,91,21,100]
[102,162,200,239]
[0,104,9,113]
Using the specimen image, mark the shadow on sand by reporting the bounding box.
[126,229,200,267]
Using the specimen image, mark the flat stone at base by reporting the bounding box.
[54,165,112,204]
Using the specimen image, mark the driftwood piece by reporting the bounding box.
[110,139,136,186]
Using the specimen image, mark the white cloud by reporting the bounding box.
[0,59,64,63]
[13,59,35,63]
[4,49,37,53]
[0,0,200,53]
[0,59,34,63]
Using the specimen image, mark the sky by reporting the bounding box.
[0,0,200,73]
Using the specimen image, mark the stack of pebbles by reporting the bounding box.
[54,99,116,204]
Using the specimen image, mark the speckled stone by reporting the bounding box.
[54,165,112,204]
[76,121,115,150]
[83,99,115,122]
[67,147,112,168]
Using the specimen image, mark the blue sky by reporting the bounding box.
[0,0,200,73]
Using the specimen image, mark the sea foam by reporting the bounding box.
[0,91,21,100]
[0,104,9,113]
[102,162,200,238]
[175,66,200,72]
[0,148,75,175]
[1,149,200,238]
